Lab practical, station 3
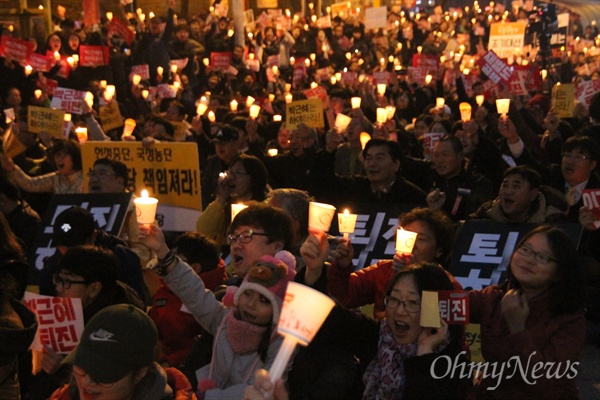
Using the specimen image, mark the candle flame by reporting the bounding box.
[141,190,149,198]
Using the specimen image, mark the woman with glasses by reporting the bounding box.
[196,154,269,252]
[49,304,197,400]
[468,225,586,399]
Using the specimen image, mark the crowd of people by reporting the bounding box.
[0,0,600,398]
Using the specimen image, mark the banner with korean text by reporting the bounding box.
[487,21,527,60]
[448,221,582,290]
[286,99,324,130]
[81,142,201,231]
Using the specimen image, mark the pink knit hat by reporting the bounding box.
[233,254,296,324]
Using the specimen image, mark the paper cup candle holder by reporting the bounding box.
[396,228,418,254]
[338,209,358,239]
[134,190,158,224]
[308,202,336,232]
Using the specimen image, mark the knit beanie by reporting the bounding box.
[233,254,295,324]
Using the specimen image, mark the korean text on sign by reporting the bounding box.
[24,292,84,354]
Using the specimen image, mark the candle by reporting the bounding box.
[309,53,316,61]
[34,89,42,99]
[230,99,238,111]
[496,98,510,116]
[351,97,362,109]
[54,51,60,61]
[196,103,208,116]
[104,85,116,101]
[170,64,178,74]
[249,104,261,119]
[436,97,445,109]
[386,106,396,120]
[268,94,275,102]
[268,148,279,157]
[330,76,337,85]
[285,93,293,103]
[459,102,472,122]
[360,132,370,149]
[207,111,216,122]
[123,118,137,136]
[134,190,158,224]
[75,127,87,143]
[106,12,113,21]
[310,82,319,89]
[203,58,210,67]
[246,96,255,108]
[338,209,358,238]
[156,66,163,76]
[285,83,292,93]
[334,113,352,132]
[476,95,484,106]
[376,84,387,96]
[541,69,547,80]
[132,74,142,85]
[396,228,418,253]
[231,203,248,222]
[269,282,334,385]
[417,46,423,54]
[376,108,387,124]
[25,65,33,76]
[142,89,149,100]
[273,114,282,122]
[85,91,94,108]
[308,202,336,231]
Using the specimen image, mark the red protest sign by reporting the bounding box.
[438,290,469,325]
[50,87,87,114]
[37,73,58,95]
[476,50,512,85]
[576,79,600,108]
[0,36,34,66]
[79,45,109,67]
[303,85,328,103]
[582,189,600,228]
[28,52,51,72]
[210,52,233,70]
[108,17,135,45]
[373,71,392,84]
[411,53,439,72]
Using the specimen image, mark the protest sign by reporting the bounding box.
[550,13,569,49]
[551,83,574,119]
[286,99,325,130]
[244,9,255,27]
[99,101,124,131]
[28,193,132,270]
[79,45,109,67]
[411,54,439,72]
[170,58,188,71]
[108,17,135,45]
[50,87,87,114]
[0,36,33,65]
[365,6,388,30]
[210,52,233,70]
[316,15,332,29]
[438,291,469,325]
[157,84,178,99]
[2,123,27,158]
[24,293,84,354]
[257,0,277,8]
[131,64,150,80]
[303,86,328,103]
[422,132,444,161]
[476,50,512,85]
[331,1,351,17]
[29,52,51,72]
[487,21,527,59]
[582,189,600,229]
[373,71,392,85]
[448,221,582,290]
[28,106,65,138]
[81,142,201,231]
[38,73,58,95]
[575,79,600,108]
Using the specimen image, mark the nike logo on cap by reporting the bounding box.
[89,329,118,342]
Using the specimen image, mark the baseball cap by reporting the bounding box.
[63,304,157,383]
[211,125,240,143]
[52,206,95,247]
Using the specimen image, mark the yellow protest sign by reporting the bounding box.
[2,124,27,159]
[99,102,124,132]
[488,21,527,59]
[28,106,66,138]
[286,98,325,130]
[551,83,574,119]
[81,142,202,213]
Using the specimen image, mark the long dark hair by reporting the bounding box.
[230,154,269,201]
[508,225,585,316]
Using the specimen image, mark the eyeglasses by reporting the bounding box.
[87,170,116,179]
[562,153,591,162]
[53,274,91,289]
[227,230,269,246]
[72,365,117,387]
[383,295,421,313]
[517,245,556,265]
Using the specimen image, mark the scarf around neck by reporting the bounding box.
[225,307,268,354]
[362,319,417,400]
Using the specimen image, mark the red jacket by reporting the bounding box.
[468,284,585,399]
[328,259,462,319]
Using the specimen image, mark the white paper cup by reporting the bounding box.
[334,114,352,132]
[278,282,335,346]
[134,196,158,224]
[231,203,248,222]
[338,212,358,235]
[396,228,418,253]
[308,202,336,231]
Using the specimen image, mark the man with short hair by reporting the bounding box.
[309,138,426,212]
[469,165,569,223]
